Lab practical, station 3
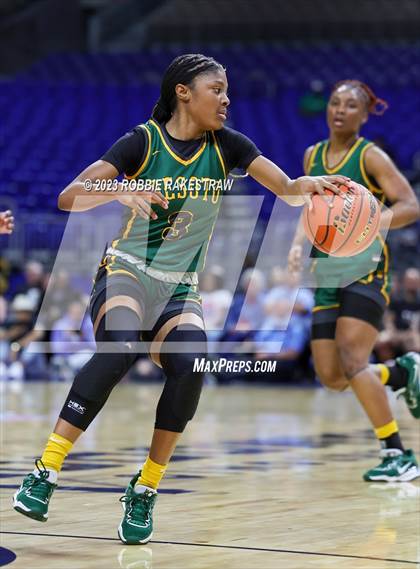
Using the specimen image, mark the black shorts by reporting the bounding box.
[89,261,204,341]
[311,290,385,340]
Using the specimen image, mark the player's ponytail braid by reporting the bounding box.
[333,80,389,115]
[152,54,225,123]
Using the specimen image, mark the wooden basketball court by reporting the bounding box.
[1,382,419,568]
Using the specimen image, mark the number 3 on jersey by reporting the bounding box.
[162,210,194,241]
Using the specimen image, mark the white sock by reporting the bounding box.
[134,484,156,494]
[33,468,58,483]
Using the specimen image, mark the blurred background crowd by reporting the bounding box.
[0,0,419,388]
[1,257,418,388]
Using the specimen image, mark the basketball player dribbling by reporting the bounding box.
[289,80,420,482]
[13,54,349,544]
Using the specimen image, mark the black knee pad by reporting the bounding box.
[59,326,141,430]
[73,340,138,400]
[156,326,207,432]
[59,387,108,431]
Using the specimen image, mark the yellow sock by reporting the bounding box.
[374,420,398,440]
[40,433,73,472]
[137,456,167,490]
[377,364,390,385]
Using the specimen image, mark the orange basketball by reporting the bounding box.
[302,181,380,257]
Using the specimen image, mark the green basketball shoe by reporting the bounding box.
[118,475,157,545]
[13,460,57,521]
[396,352,420,418]
[363,449,420,482]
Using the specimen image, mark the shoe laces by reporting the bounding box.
[120,488,155,522]
[25,460,53,498]
[380,456,398,468]
[379,449,404,466]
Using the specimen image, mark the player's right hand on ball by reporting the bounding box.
[288,244,303,274]
[117,193,168,220]
[293,174,350,209]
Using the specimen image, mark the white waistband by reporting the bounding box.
[106,247,198,286]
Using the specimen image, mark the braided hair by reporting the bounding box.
[152,54,225,123]
[333,80,388,116]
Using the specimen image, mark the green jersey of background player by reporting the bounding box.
[289,79,420,483]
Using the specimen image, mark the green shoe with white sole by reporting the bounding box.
[396,352,420,418]
[118,474,157,545]
[13,460,57,521]
[363,449,420,482]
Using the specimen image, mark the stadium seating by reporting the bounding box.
[1,44,419,214]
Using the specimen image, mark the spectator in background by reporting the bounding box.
[390,268,420,338]
[42,269,82,330]
[221,268,266,350]
[299,80,328,116]
[403,149,420,188]
[254,268,314,380]
[0,207,13,299]
[14,260,45,310]
[0,294,47,389]
[0,295,7,323]
[0,257,11,298]
[376,267,420,360]
[200,265,232,342]
[0,210,14,234]
[51,300,96,381]
[264,267,314,321]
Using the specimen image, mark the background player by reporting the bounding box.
[13,54,348,544]
[289,80,420,482]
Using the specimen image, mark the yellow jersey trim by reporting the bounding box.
[378,234,390,305]
[111,208,138,249]
[125,124,152,180]
[104,255,138,281]
[359,143,385,202]
[358,272,375,285]
[112,124,150,248]
[307,142,322,174]
[105,266,138,281]
[312,303,340,313]
[211,131,227,177]
[149,119,207,166]
[321,137,365,174]
[122,209,138,239]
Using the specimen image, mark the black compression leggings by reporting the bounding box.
[59,305,207,432]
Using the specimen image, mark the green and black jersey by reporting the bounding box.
[307,137,391,303]
[102,119,260,274]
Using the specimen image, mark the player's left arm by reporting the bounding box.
[365,145,420,229]
[246,155,349,206]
